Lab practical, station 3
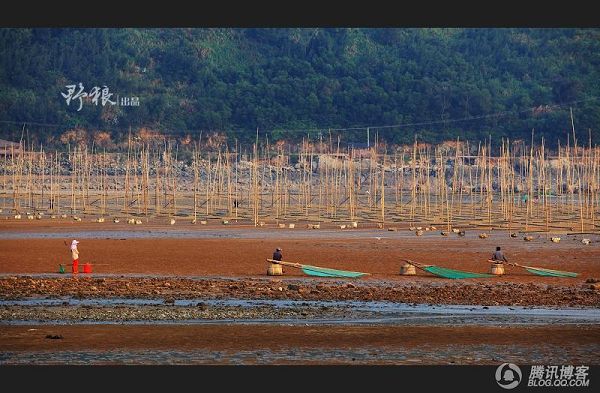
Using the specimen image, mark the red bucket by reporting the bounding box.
[83,263,92,274]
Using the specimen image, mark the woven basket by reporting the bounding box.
[490,263,505,275]
[267,263,283,276]
[400,263,416,275]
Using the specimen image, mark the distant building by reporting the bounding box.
[0,139,22,157]
[347,142,371,158]
[317,152,350,170]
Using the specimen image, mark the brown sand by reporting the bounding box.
[1,221,600,306]
[0,230,598,283]
[1,324,598,355]
[1,221,599,365]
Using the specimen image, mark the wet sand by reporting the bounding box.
[0,223,598,283]
[1,223,599,307]
[1,324,598,365]
[1,220,599,364]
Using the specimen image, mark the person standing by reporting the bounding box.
[70,240,80,274]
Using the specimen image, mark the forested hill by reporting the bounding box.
[1,28,599,148]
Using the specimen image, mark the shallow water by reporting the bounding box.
[2,297,598,326]
[2,297,598,365]
[2,296,599,316]
[0,227,375,239]
[0,228,428,240]
[1,228,598,242]
[2,343,598,365]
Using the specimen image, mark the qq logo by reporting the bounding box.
[496,363,522,389]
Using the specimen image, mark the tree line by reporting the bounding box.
[0,28,598,149]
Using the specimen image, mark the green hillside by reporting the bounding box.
[1,28,599,148]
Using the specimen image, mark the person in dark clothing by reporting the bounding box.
[490,246,508,263]
[272,247,284,273]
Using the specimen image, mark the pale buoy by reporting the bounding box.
[400,263,416,276]
[267,263,283,276]
[490,263,505,275]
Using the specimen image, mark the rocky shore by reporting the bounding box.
[1,276,599,308]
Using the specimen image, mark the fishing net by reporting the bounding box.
[301,266,368,278]
[423,265,494,279]
[524,267,578,278]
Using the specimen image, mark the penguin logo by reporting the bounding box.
[495,363,522,389]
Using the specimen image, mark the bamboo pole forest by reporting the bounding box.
[1,134,598,234]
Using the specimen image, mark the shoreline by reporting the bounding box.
[2,324,599,365]
[1,276,599,307]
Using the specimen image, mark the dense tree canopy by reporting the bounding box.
[0,28,599,148]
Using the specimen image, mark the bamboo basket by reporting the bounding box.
[490,262,505,275]
[400,263,416,275]
[267,263,283,276]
